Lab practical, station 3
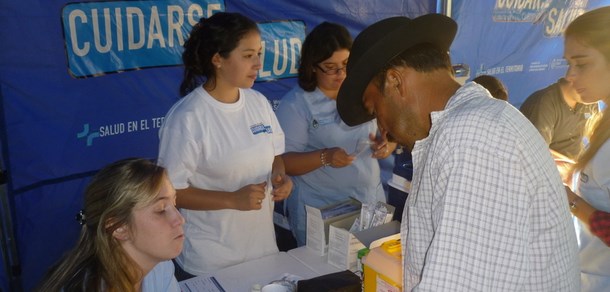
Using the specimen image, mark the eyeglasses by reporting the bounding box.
[316,64,347,75]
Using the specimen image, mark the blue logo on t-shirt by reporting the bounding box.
[250,123,272,135]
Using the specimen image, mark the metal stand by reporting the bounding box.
[0,169,22,292]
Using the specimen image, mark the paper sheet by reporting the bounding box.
[179,276,225,292]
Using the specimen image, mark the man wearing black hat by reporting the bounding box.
[337,14,579,291]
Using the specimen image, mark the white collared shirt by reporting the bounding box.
[401,82,580,291]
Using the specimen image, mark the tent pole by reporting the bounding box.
[0,170,22,292]
[436,0,452,17]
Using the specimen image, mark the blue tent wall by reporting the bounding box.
[7,1,609,290]
[450,0,610,108]
[0,1,435,290]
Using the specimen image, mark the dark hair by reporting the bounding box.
[472,75,508,101]
[298,22,352,91]
[180,12,259,96]
[372,42,452,89]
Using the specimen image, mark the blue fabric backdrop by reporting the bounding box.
[0,1,434,290]
[3,0,610,290]
[451,0,610,107]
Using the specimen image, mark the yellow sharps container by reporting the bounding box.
[362,239,402,292]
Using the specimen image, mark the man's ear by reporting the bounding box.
[384,69,403,97]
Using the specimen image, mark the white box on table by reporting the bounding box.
[305,199,361,256]
[327,219,401,272]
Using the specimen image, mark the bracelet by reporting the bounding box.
[320,149,331,167]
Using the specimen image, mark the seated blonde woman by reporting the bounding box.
[37,158,185,291]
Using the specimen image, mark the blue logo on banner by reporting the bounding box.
[62,0,225,78]
[76,123,100,146]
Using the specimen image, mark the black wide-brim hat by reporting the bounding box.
[337,14,457,126]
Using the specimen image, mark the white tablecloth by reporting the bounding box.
[179,250,340,291]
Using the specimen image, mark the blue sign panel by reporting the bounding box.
[451,0,609,107]
[258,21,306,81]
[62,1,304,81]
[62,0,225,77]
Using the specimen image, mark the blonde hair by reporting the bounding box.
[565,7,610,171]
[36,158,166,291]
[574,110,609,171]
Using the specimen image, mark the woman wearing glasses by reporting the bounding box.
[275,22,395,245]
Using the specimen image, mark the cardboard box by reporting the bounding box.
[327,219,401,272]
[305,199,361,256]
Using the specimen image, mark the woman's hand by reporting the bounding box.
[370,132,397,159]
[325,147,355,168]
[271,173,293,201]
[232,182,267,210]
[565,186,596,230]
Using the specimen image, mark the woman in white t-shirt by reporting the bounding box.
[157,12,292,276]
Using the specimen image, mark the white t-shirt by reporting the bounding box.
[574,139,610,291]
[158,87,284,275]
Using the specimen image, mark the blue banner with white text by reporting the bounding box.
[450,0,610,107]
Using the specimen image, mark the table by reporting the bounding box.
[287,246,342,275]
[179,250,336,291]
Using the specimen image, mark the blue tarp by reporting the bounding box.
[0,1,434,290]
[3,0,609,290]
[451,0,610,107]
